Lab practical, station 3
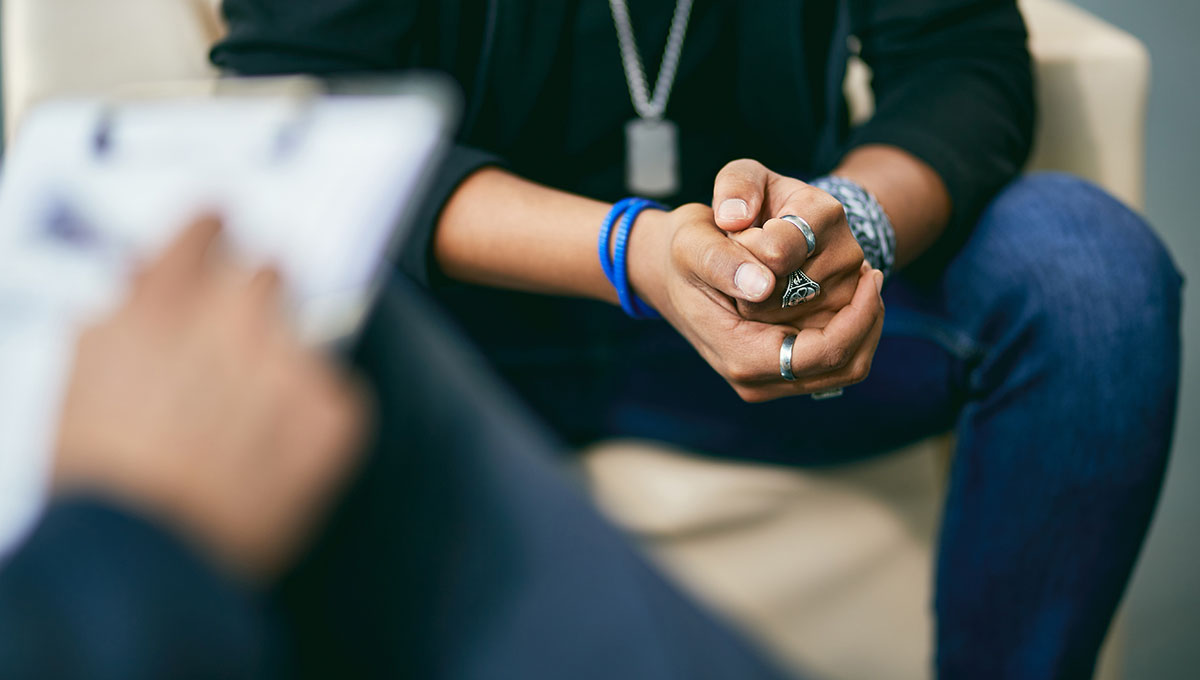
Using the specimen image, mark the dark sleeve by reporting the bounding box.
[210,0,504,286]
[848,0,1035,262]
[0,499,272,679]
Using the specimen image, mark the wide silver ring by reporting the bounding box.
[811,388,844,401]
[779,334,798,381]
[780,215,817,256]
[782,269,821,307]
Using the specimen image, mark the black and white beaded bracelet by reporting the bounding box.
[809,175,897,279]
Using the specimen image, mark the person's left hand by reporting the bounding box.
[711,159,865,329]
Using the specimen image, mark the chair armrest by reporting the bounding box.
[1021,0,1149,210]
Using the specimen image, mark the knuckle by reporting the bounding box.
[734,385,769,403]
[850,255,866,275]
[824,343,851,371]
[676,202,710,220]
[761,244,790,271]
[726,367,754,385]
[742,390,771,404]
[721,158,760,176]
[813,191,846,220]
[849,238,865,262]
[851,361,870,383]
[725,358,759,385]
[852,347,878,380]
[849,358,873,384]
[834,237,865,270]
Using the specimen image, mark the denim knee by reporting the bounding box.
[954,172,1183,449]
[964,172,1182,347]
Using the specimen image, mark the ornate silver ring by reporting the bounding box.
[782,269,821,307]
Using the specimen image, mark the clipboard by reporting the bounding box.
[0,77,455,557]
[0,76,456,346]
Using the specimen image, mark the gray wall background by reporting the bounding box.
[0,0,1195,677]
[1064,1,1200,677]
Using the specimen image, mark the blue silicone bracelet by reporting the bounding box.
[598,197,637,285]
[613,199,663,318]
[599,198,665,319]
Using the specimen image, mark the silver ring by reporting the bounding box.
[811,388,844,401]
[782,269,821,307]
[780,215,816,256]
[779,334,797,381]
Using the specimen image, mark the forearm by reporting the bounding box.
[831,144,952,269]
[434,167,670,304]
[846,0,1033,260]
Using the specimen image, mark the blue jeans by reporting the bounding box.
[436,173,1183,679]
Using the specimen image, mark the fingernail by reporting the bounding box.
[735,263,771,299]
[874,270,884,294]
[718,198,750,221]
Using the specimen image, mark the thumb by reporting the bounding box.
[683,224,776,303]
[713,159,769,232]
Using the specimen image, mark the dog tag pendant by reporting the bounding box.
[625,118,680,198]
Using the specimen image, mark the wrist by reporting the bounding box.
[810,174,897,278]
[597,199,670,318]
[626,208,674,315]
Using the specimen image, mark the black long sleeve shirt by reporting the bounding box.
[211,0,1034,282]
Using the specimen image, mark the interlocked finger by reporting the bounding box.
[786,311,884,394]
[721,267,883,402]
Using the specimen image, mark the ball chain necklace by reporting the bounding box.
[608,0,695,197]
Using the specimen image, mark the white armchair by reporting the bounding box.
[2,1,1148,677]
[585,3,1147,678]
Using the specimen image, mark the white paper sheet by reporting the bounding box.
[0,90,450,556]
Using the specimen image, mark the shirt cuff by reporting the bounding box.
[397,144,505,287]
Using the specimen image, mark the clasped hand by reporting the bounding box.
[631,160,885,403]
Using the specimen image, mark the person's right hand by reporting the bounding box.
[629,204,884,403]
[53,216,367,580]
